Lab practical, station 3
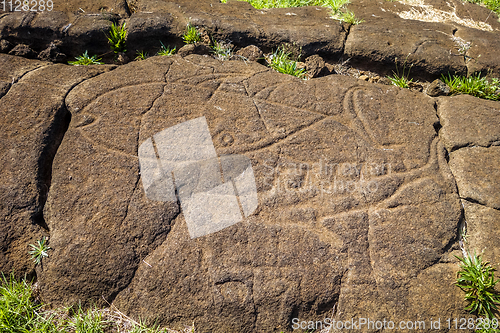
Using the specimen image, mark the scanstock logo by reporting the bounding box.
[138,116,258,239]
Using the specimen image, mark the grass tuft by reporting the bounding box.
[182,24,201,44]
[0,274,197,332]
[455,252,500,319]
[135,50,149,61]
[67,303,110,333]
[157,42,176,56]
[0,272,40,332]
[441,73,500,101]
[68,51,104,66]
[267,45,307,79]
[107,22,128,53]
[334,8,365,24]
[387,56,414,88]
[211,40,233,60]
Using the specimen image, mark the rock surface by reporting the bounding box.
[0,0,499,331]
[0,54,113,276]
[1,0,499,77]
[437,93,500,287]
[426,79,450,97]
[0,53,476,332]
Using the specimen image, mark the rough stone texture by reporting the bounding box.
[38,41,66,62]
[126,12,181,56]
[449,147,500,209]
[437,95,500,152]
[0,0,499,330]
[437,93,500,293]
[305,54,329,78]
[456,27,500,77]
[8,44,37,58]
[50,0,130,19]
[462,200,500,268]
[0,81,10,99]
[1,0,499,77]
[426,79,450,97]
[344,19,466,79]
[15,54,466,332]
[0,39,13,52]
[0,54,113,276]
[177,43,212,57]
[235,45,263,62]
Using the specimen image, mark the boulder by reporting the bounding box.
[177,43,212,57]
[8,44,37,58]
[0,54,113,277]
[344,19,467,79]
[426,79,450,97]
[437,93,500,287]
[0,39,13,53]
[28,54,468,332]
[38,41,66,62]
[437,94,500,152]
[235,45,263,62]
[1,0,500,78]
[305,54,330,78]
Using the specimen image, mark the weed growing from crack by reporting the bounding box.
[157,42,176,56]
[442,73,500,101]
[327,0,365,24]
[455,251,500,319]
[451,36,472,55]
[135,50,149,61]
[335,9,365,24]
[211,40,234,61]
[68,51,104,66]
[267,45,307,79]
[107,22,127,53]
[183,24,201,44]
[28,236,51,265]
[387,55,414,88]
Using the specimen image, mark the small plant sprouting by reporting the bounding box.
[455,251,500,319]
[329,0,364,24]
[211,40,233,61]
[157,42,176,56]
[337,9,365,24]
[267,45,307,79]
[451,36,472,55]
[135,50,149,61]
[387,55,414,89]
[107,22,127,53]
[182,24,201,44]
[28,236,51,265]
[441,73,500,101]
[68,51,104,66]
